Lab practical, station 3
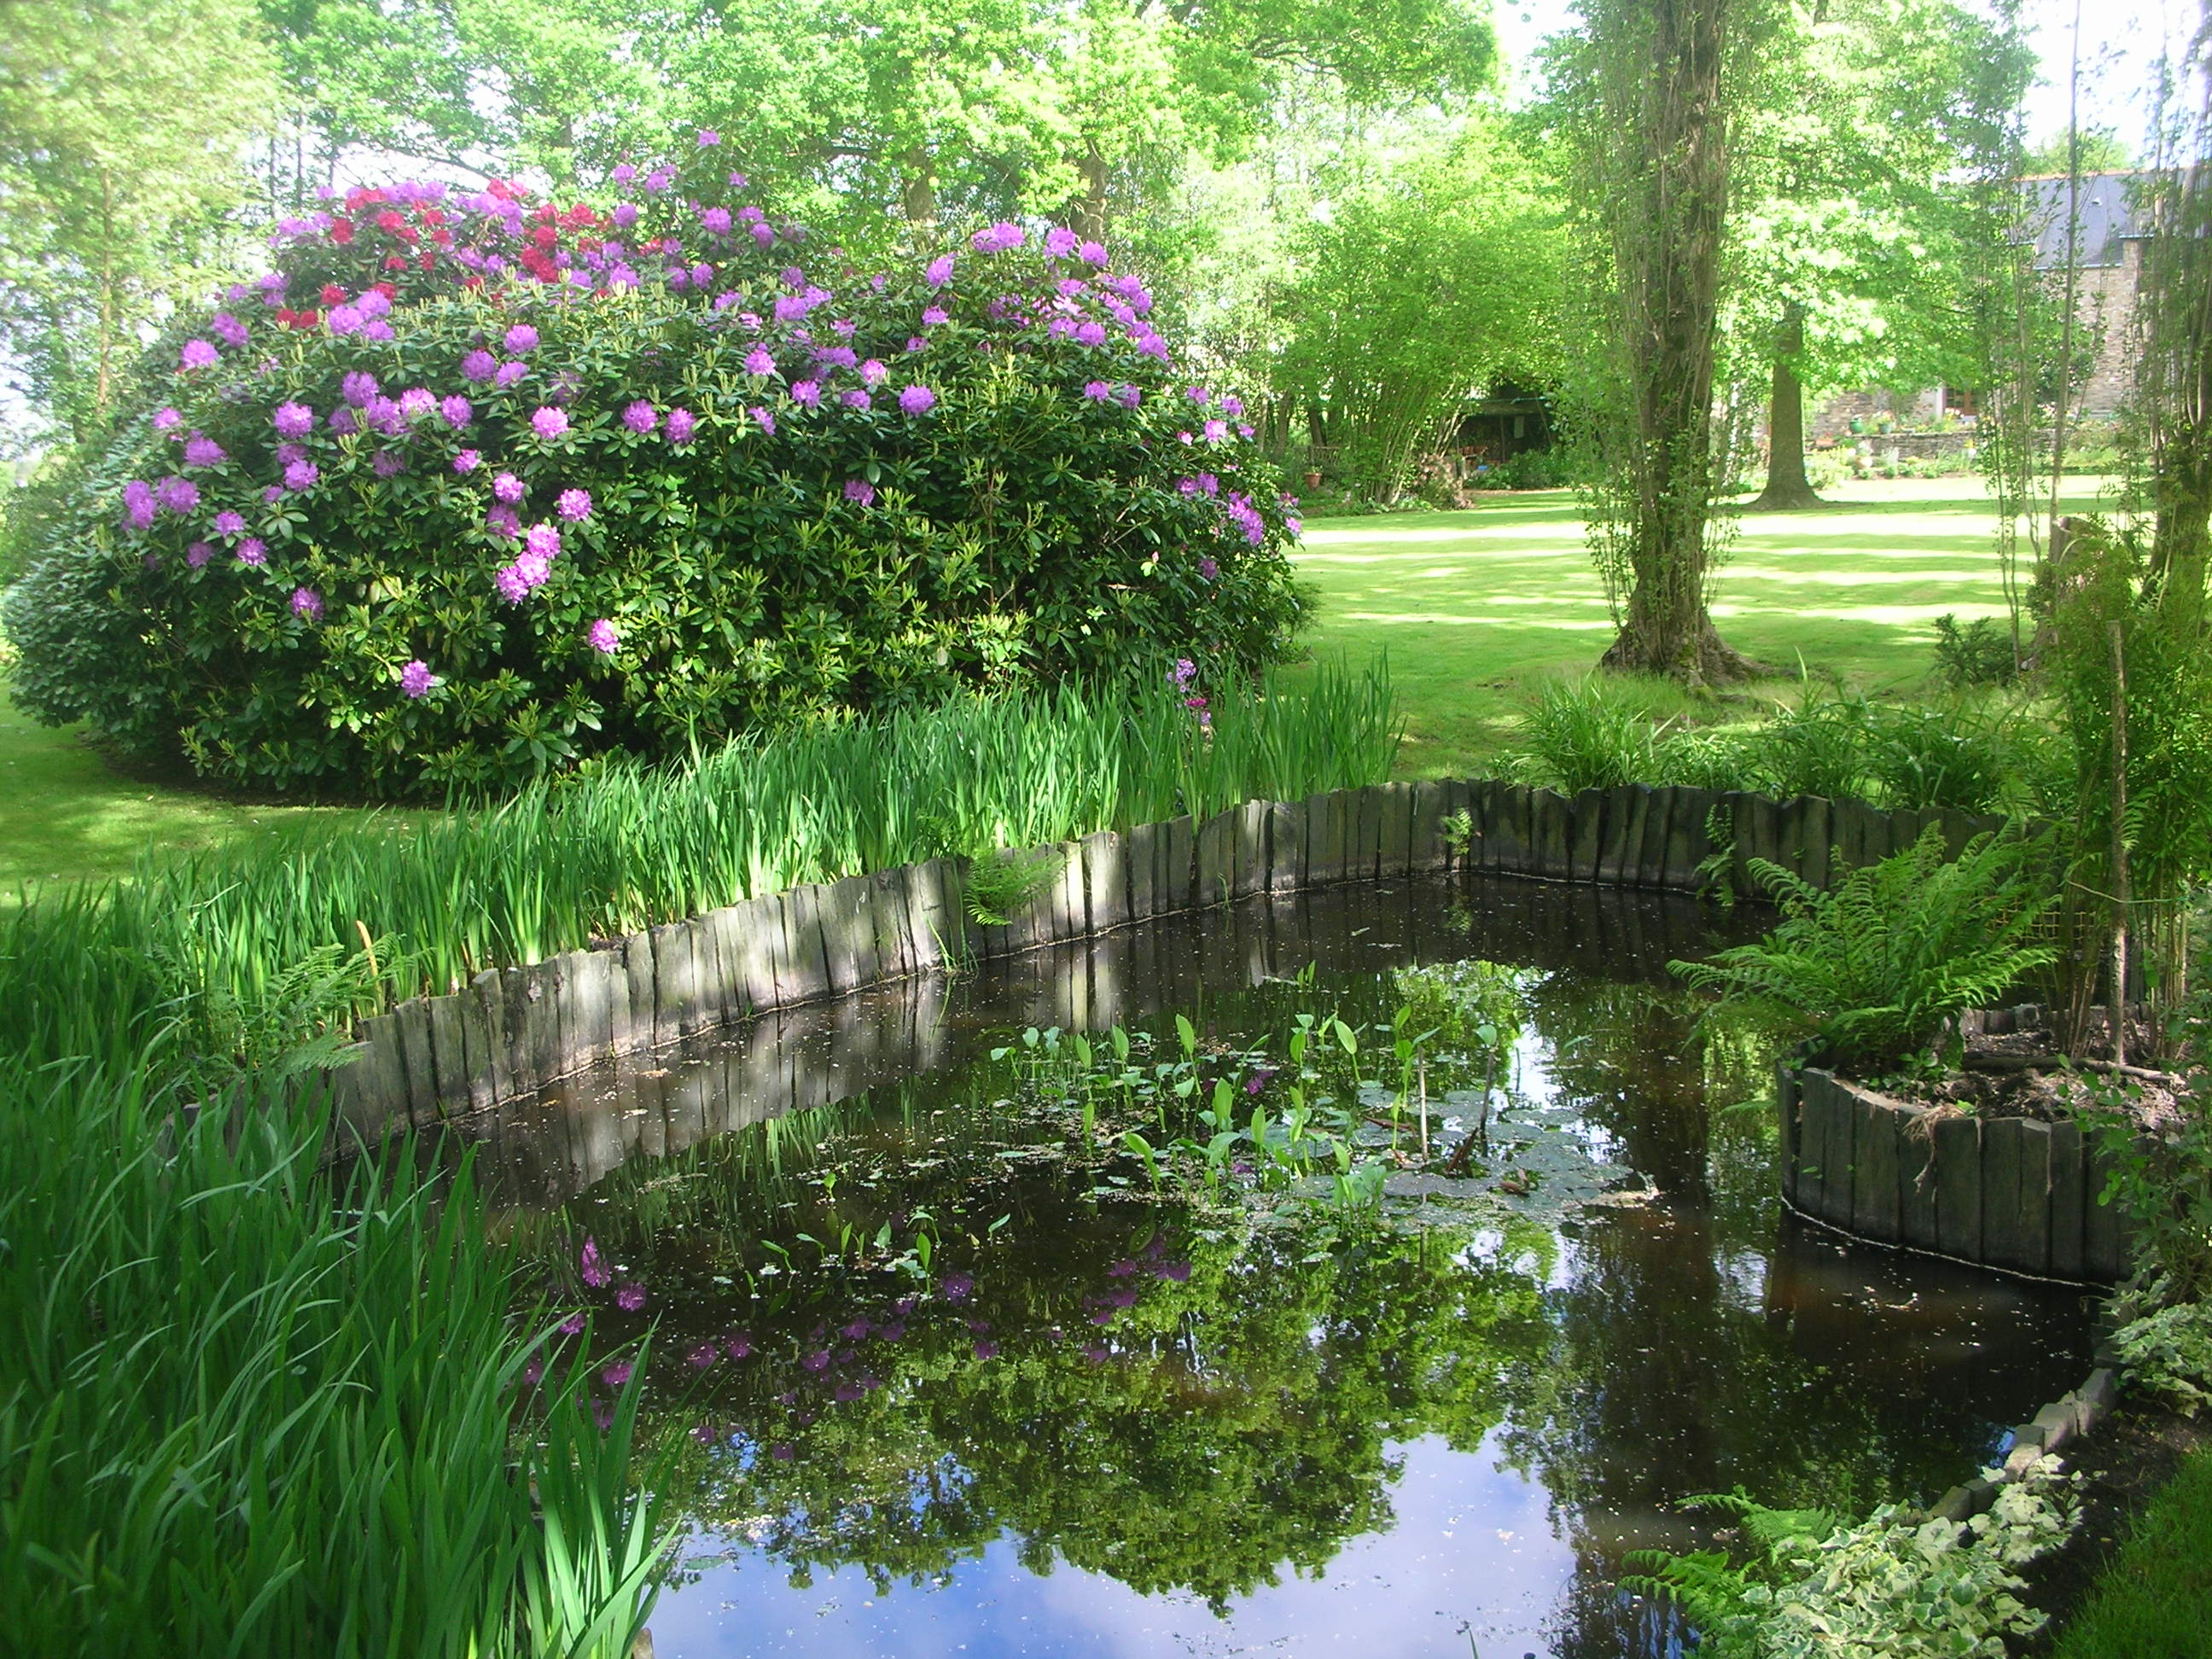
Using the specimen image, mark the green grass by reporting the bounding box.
[2052,1442,2212,1658]
[0,684,371,888]
[0,667,1399,1076]
[1295,476,2117,777]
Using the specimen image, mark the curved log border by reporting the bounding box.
[327,779,2005,1144]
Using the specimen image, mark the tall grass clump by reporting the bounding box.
[0,1054,667,1656]
[1499,676,2028,817]
[0,662,1397,1072]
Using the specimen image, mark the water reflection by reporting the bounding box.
[453,876,2092,1659]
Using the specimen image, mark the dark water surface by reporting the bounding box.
[454,876,2093,1659]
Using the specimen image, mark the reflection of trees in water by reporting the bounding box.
[574,1086,1554,1610]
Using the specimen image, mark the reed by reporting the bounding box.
[0,662,1398,1073]
[0,1053,667,1656]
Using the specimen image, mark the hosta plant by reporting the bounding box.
[6,138,1305,797]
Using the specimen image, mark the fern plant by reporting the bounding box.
[1673,824,2054,1073]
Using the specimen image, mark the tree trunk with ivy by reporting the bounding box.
[1750,305,1824,509]
[1578,0,1761,684]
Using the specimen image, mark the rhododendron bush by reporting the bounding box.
[5,135,1305,796]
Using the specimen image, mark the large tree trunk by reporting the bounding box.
[1071,145,1109,242]
[1751,304,1825,509]
[1591,0,1760,685]
[899,149,936,229]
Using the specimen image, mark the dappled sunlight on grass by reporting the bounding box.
[1290,476,2107,778]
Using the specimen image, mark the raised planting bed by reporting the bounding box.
[1777,1015,2166,1285]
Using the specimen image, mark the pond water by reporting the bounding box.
[451,876,2093,1659]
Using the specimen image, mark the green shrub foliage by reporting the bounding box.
[1673,824,2055,1073]
[5,143,1306,797]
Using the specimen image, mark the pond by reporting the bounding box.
[445,876,2093,1659]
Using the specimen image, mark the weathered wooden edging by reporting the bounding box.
[328,779,2004,1143]
[1778,1057,2143,1285]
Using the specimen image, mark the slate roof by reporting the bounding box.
[2019,172,2149,269]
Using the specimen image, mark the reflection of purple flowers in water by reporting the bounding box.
[580,1237,610,1288]
[725,1334,753,1359]
[973,1340,999,1360]
[940,1272,974,1302]
[616,1281,646,1311]
[688,1343,720,1369]
[560,1311,586,1336]
[601,1360,632,1389]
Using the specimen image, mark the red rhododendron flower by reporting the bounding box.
[376,210,405,231]
[329,220,353,244]
[319,284,344,306]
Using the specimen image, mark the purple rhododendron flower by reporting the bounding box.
[898,383,936,416]
[342,371,379,407]
[616,1282,646,1312]
[400,659,434,698]
[696,128,720,146]
[1222,394,1246,416]
[580,1237,610,1289]
[328,408,358,436]
[273,401,314,439]
[1186,386,1210,405]
[689,260,713,287]
[492,471,525,504]
[495,361,527,388]
[556,487,591,521]
[183,435,226,469]
[371,450,405,479]
[213,509,245,537]
[621,399,659,434]
[1204,418,1229,443]
[843,479,876,506]
[838,389,868,410]
[326,305,363,335]
[179,339,218,370]
[971,222,1024,253]
[789,380,820,408]
[1198,556,1220,580]
[750,221,776,247]
[1044,225,1080,258]
[153,407,183,432]
[440,394,473,428]
[236,538,267,566]
[923,254,956,288]
[486,504,520,538]
[644,166,675,192]
[212,311,249,348]
[1075,321,1108,347]
[186,541,213,568]
[504,323,539,353]
[743,345,776,375]
[1079,239,1108,265]
[531,405,568,440]
[860,358,888,386]
[906,335,926,352]
[290,587,323,620]
[525,521,562,559]
[1115,383,1142,407]
[157,475,200,514]
[665,407,697,444]
[588,618,620,655]
[462,348,497,382]
[399,387,435,420]
[749,405,776,435]
[494,564,531,603]
[275,443,306,466]
[700,205,731,234]
[283,460,318,492]
[921,305,949,327]
[1081,380,1111,402]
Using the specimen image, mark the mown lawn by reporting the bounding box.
[1294,476,2113,777]
[0,475,2116,888]
[2053,1441,2212,1658]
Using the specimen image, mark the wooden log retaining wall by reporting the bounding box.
[327,780,2004,1143]
[1778,1059,2142,1284]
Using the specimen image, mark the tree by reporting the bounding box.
[0,0,276,445]
[1550,0,1770,684]
[1732,0,2032,511]
[1270,116,1563,498]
